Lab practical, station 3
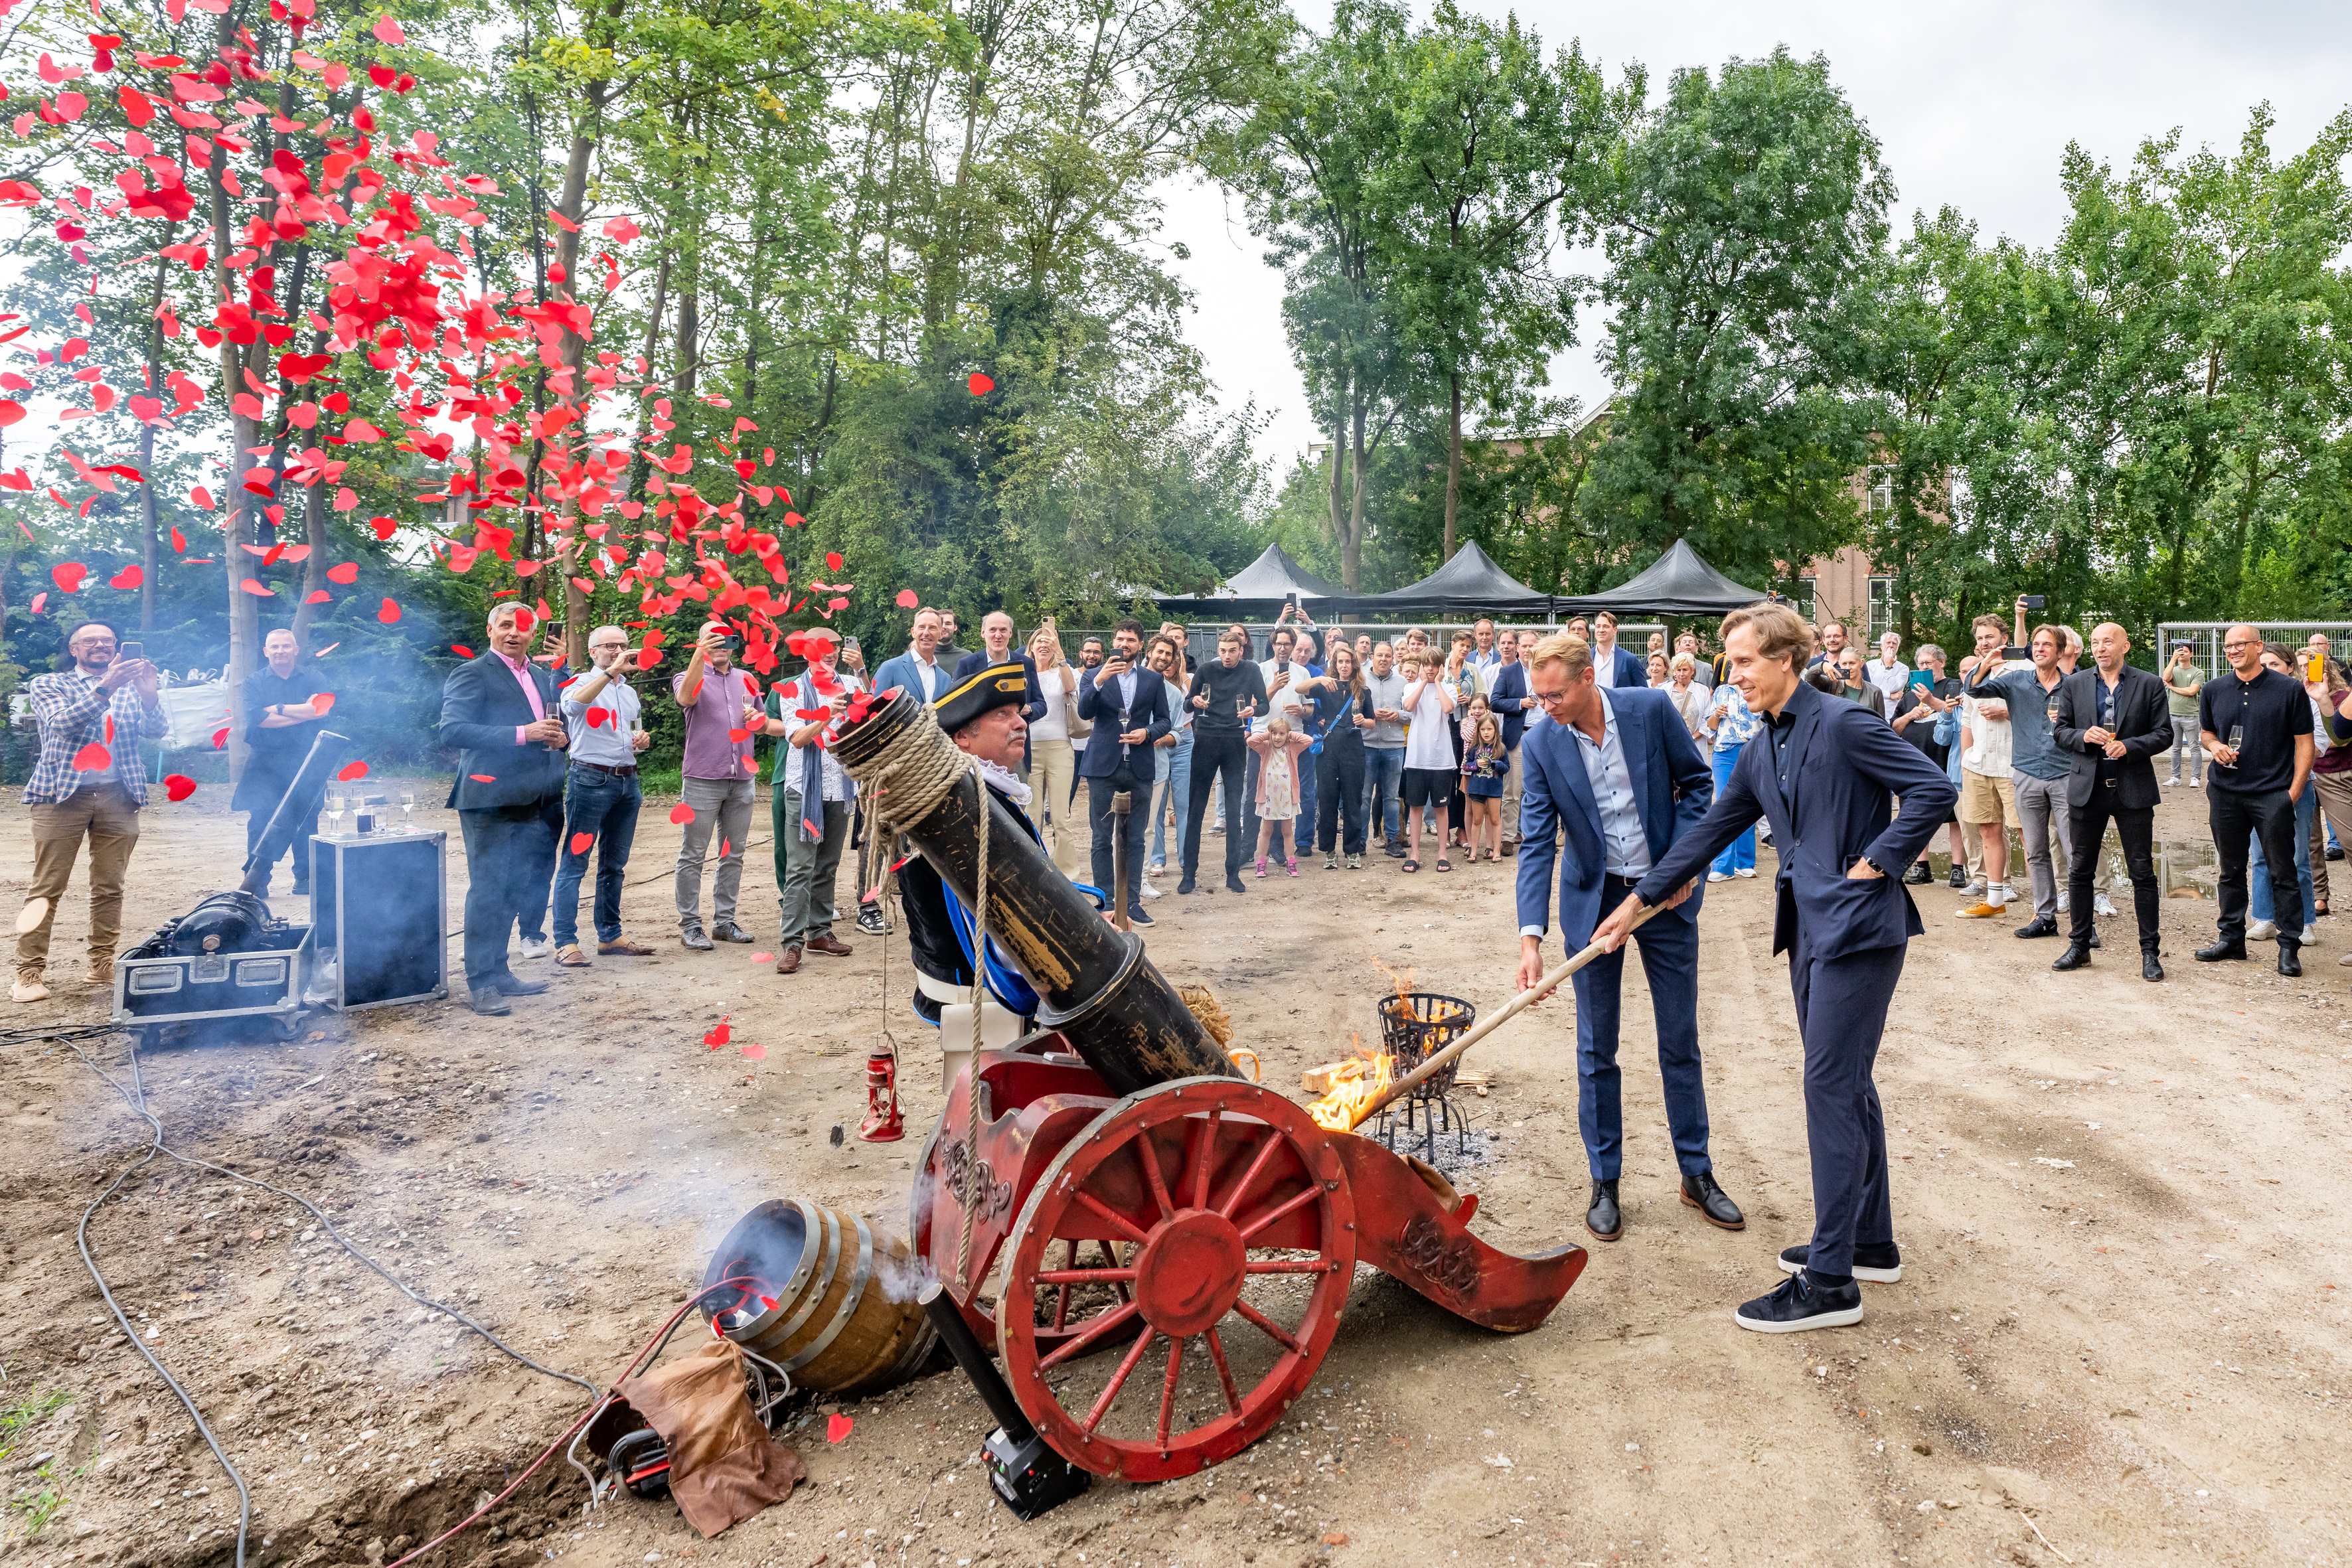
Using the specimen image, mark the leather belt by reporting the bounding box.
[2102,777,2120,787]
[576,761,638,777]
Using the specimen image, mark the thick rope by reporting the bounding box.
[955,793,987,1294]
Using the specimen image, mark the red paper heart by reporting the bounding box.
[51,562,86,593]
[669,803,695,824]
[741,1042,767,1060]
[751,952,773,964]
[451,645,475,659]
[570,832,593,854]
[311,692,337,715]
[896,589,919,609]
[109,565,141,589]
[163,774,197,801]
[826,1414,853,1443]
[327,562,358,584]
[584,706,612,728]
[967,372,992,396]
[336,760,370,781]
[210,726,230,749]
[469,773,497,783]
[73,743,111,771]
[376,597,402,623]
[825,552,844,572]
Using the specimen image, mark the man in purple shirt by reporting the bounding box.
[672,620,762,948]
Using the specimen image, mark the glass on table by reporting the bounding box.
[324,792,347,831]
[399,789,417,833]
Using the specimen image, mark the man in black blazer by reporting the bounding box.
[953,609,1047,765]
[2051,623,2175,979]
[438,604,570,1014]
[1075,618,1172,926]
[1487,630,1533,852]
[1596,601,1955,1335]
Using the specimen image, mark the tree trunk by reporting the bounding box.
[552,101,603,670]
[210,9,259,789]
[1443,372,1463,560]
[138,245,171,634]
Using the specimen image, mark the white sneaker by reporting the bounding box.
[1138,880,1162,900]
[1707,870,1731,883]
[2164,777,2177,787]
[1962,878,1987,899]
[2055,891,2071,914]
[2094,892,2118,917]
[2248,919,2278,942]
[518,936,552,960]
[1735,867,1757,878]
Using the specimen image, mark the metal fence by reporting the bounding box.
[1059,620,1666,670]
[2156,621,2352,682]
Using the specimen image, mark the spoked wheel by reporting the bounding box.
[996,1078,1356,1482]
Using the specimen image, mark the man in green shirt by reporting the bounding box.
[2163,642,2205,787]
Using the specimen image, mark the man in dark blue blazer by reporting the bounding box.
[1514,631,1739,1243]
[951,609,1048,763]
[437,604,571,1015]
[1591,611,1650,689]
[1597,601,1957,1334]
[1075,619,1171,925]
[1486,631,1533,852]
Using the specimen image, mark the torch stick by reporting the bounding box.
[1346,898,1668,1132]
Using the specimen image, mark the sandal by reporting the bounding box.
[1402,859,1420,873]
[555,945,591,967]
[1435,858,1452,872]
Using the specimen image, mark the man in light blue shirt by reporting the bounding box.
[552,625,655,965]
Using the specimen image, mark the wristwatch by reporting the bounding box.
[1859,855,1890,878]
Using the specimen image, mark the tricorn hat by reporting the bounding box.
[934,662,1030,734]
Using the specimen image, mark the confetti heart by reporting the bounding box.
[108,565,141,589]
[327,562,358,584]
[584,707,612,728]
[376,597,402,623]
[163,773,196,801]
[704,1016,732,1049]
[312,692,337,715]
[896,589,919,608]
[826,1414,853,1443]
[669,803,695,825]
[469,773,497,783]
[750,952,773,963]
[967,372,992,396]
[52,562,87,592]
[741,1043,767,1060]
[27,592,45,614]
[210,726,230,749]
[570,832,594,854]
[825,552,844,572]
[451,645,475,659]
[72,743,111,771]
[336,760,370,781]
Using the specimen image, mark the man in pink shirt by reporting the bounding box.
[670,621,763,948]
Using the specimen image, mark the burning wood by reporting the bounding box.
[1306,1035,1393,1132]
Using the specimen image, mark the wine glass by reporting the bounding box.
[399,789,417,833]
[324,793,346,833]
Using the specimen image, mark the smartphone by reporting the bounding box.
[2022,595,2047,610]
[1908,670,1932,693]
[844,636,860,654]
[2312,653,2327,682]
[2001,645,2032,661]
[118,641,143,663]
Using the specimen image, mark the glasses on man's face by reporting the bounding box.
[590,643,627,654]
[2223,639,2260,651]
[1532,687,1572,709]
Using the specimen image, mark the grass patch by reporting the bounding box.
[1,1388,72,1539]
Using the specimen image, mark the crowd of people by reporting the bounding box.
[13,599,2351,1018]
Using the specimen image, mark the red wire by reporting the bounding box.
[385,1275,767,1568]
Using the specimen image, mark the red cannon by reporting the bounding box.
[721,688,1585,1487]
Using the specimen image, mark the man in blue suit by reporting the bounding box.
[1076,619,1172,926]
[1591,611,1649,689]
[873,607,953,708]
[1514,631,1741,1243]
[437,603,571,1016]
[1595,601,1958,1334]
[1486,630,1532,852]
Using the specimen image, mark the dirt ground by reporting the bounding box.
[1,779,2347,1568]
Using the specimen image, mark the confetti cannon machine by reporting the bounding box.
[793,687,1585,1487]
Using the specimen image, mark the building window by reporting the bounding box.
[1797,576,1818,625]
[1866,465,1894,516]
[1868,577,1895,641]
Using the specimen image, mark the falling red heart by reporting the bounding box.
[163,774,197,802]
[210,726,230,749]
[73,743,111,771]
[109,565,142,589]
[704,1016,732,1049]
[896,589,919,609]
[28,592,46,615]
[570,832,593,854]
[750,952,773,964]
[370,516,398,541]
[240,580,275,596]
[741,1042,767,1061]
[376,597,402,623]
[513,608,534,633]
[52,562,87,593]
[669,803,695,825]
[451,645,475,659]
[826,1414,853,1443]
[327,562,358,584]
[825,552,844,573]
[584,707,612,728]
[304,590,332,603]
[967,373,992,396]
[336,760,370,781]
[728,727,750,743]
[311,692,337,715]
[469,773,497,783]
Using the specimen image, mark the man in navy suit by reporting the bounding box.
[1514,632,1741,1243]
[1596,601,1957,1334]
[1486,630,1533,852]
[952,610,1048,761]
[1076,619,1172,926]
[1591,611,1649,689]
[437,603,572,1015]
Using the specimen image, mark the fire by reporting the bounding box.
[1306,1034,1393,1133]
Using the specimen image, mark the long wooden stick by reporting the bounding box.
[1346,900,1668,1131]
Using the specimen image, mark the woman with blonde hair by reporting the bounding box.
[1668,652,1710,740]
[1027,625,1083,874]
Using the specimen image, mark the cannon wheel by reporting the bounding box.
[996,1077,1356,1483]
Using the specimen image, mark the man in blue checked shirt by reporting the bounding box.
[14,620,172,1003]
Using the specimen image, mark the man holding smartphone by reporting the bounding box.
[671,621,761,949]
[14,621,171,1002]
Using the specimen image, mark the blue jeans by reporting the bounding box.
[2250,785,2317,926]
[1364,747,1404,843]
[1709,745,1755,876]
[553,767,642,947]
[1151,735,1193,868]
[1295,745,1318,840]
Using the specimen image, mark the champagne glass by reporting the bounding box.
[2225,724,2244,765]
[399,789,417,833]
[324,792,346,833]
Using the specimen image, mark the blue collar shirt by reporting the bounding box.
[1570,688,1652,879]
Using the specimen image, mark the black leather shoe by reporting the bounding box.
[1225,873,1247,894]
[1946,866,1968,890]
[2013,915,2058,939]
[2195,939,2248,963]
[711,921,755,944]
[1734,1271,1863,1334]
[1776,1241,1901,1283]
[2142,951,2164,981]
[1177,878,1198,895]
[2279,944,2303,977]
[680,928,714,951]
[1585,1180,1622,1241]
[467,986,511,1016]
[493,974,550,996]
[2051,942,2092,971]
[1903,861,1932,885]
[2088,928,2102,949]
[1680,1172,1744,1230]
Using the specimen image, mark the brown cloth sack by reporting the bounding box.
[615,1338,805,1537]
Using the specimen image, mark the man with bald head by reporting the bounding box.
[2049,624,2173,979]
[672,619,762,948]
[2195,622,2315,975]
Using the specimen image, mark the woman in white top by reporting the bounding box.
[1028,627,1083,875]
[1667,653,1711,740]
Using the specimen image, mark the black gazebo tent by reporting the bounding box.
[1552,540,1768,617]
[1154,542,1346,620]
[1331,541,1555,618]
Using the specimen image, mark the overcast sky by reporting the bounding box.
[1157,0,2352,473]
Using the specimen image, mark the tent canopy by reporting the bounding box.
[1154,542,1346,618]
[1553,539,1768,618]
[1330,540,1553,617]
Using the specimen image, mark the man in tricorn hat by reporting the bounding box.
[898,662,1059,1087]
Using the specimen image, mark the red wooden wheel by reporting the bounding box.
[995,1077,1356,1483]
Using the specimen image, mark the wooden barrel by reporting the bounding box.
[703,1199,937,1397]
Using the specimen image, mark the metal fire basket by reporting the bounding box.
[1373,991,1476,1162]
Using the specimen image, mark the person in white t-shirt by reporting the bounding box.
[1865,632,1911,700]
[1397,653,1458,871]
[1956,613,2020,914]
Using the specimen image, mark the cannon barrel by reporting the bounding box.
[238,729,354,898]
[832,686,1239,1097]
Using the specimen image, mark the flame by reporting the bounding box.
[1306,1033,1393,1133]
[1367,952,1417,1008]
